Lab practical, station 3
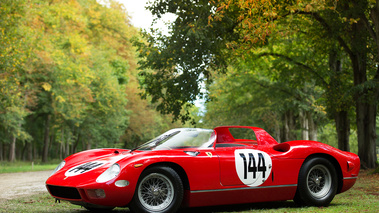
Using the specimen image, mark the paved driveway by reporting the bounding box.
[0,170,52,200]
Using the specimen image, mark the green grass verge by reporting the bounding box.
[0,161,59,174]
[0,170,378,213]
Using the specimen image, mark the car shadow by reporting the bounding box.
[180,201,298,213]
[71,201,343,213]
[179,201,344,213]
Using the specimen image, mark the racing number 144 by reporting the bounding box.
[239,153,267,180]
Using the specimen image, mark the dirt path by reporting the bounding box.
[0,170,52,201]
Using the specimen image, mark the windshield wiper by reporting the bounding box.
[129,130,180,153]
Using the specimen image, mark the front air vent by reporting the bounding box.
[47,185,81,199]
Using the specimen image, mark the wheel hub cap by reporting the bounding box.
[307,164,332,199]
[150,186,165,198]
[314,177,322,186]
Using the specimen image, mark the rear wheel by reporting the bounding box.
[294,157,338,206]
[129,166,183,213]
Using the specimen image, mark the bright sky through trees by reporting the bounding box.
[117,0,176,32]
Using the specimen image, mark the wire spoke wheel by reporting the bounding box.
[138,173,174,211]
[306,164,331,198]
[294,157,337,207]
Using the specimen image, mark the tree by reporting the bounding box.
[139,0,378,168]
[202,35,327,143]
[0,0,32,162]
[0,0,134,162]
[212,0,378,168]
[0,0,188,162]
[134,0,238,123]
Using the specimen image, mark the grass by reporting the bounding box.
[0,161,60,174]
[0,170,378,213]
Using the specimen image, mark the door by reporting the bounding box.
[217,146,273,187]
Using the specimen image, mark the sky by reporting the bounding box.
[117,0,152,29]
[117,0,176,32]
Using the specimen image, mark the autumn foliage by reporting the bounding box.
[0,0,180,163]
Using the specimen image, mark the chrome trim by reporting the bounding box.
[191,184,297,194]
[343,176,358,180]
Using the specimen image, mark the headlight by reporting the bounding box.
[96,164,120,183]
[50,161,65,177]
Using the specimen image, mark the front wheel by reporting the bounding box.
[129,166,183,213]
[294,157,338,206]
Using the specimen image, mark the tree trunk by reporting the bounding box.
[350,18,378,168]
[9,136,16,162]
[0,141,3,161]
[300,110,309,140]
[282,110,296,142]
[21,141,27,161]
[275,121,281,143]
[335,110,350,152]
[72,131,81,154]
[86,140,91,150]
[27,141,33,161]
[328,46,351,151]
[8,121,22,162]
[60,128,65,160]
[308,112,317,141]
[66,133,70,156]
[42,114,51,163]
[356,101,377,168]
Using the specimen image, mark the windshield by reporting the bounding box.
[134,128,216,151]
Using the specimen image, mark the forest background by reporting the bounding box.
[1,0,378,169]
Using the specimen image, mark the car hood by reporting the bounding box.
[46,148,131,187]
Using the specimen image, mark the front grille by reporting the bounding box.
[47,185,81,199]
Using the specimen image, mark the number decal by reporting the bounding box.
[257,153,267,178]
[235,149,272,186]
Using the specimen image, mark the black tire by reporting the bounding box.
[129,166,183,213]
[294,157,338,207]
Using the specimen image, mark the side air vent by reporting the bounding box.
[273,143,290,152]
[47,185,81,199]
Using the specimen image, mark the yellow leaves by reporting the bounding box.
[66,33,89,55]
[42,82,52,91]
[56,95,66,103]
[263,11,277,18]
[66,79,75,84]
[342,17,360,25]
[305,4,313,12]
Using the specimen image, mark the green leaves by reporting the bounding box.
[136,0,237,123]
[0,0,31,143]
[0,0,137,159]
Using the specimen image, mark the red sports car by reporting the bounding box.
[46,126,360,213]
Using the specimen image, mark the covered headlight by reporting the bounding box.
[50,161,65,177]
[96,163,120,183]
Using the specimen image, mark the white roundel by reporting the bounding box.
[65,161,105,177]
[235,149,272,186]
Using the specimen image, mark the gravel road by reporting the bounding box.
[0,170,52,201]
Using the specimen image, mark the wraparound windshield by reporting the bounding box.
[134,128,216,151]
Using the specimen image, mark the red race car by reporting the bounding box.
[46,126,360,213]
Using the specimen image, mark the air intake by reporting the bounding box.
[47,185,81,199]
